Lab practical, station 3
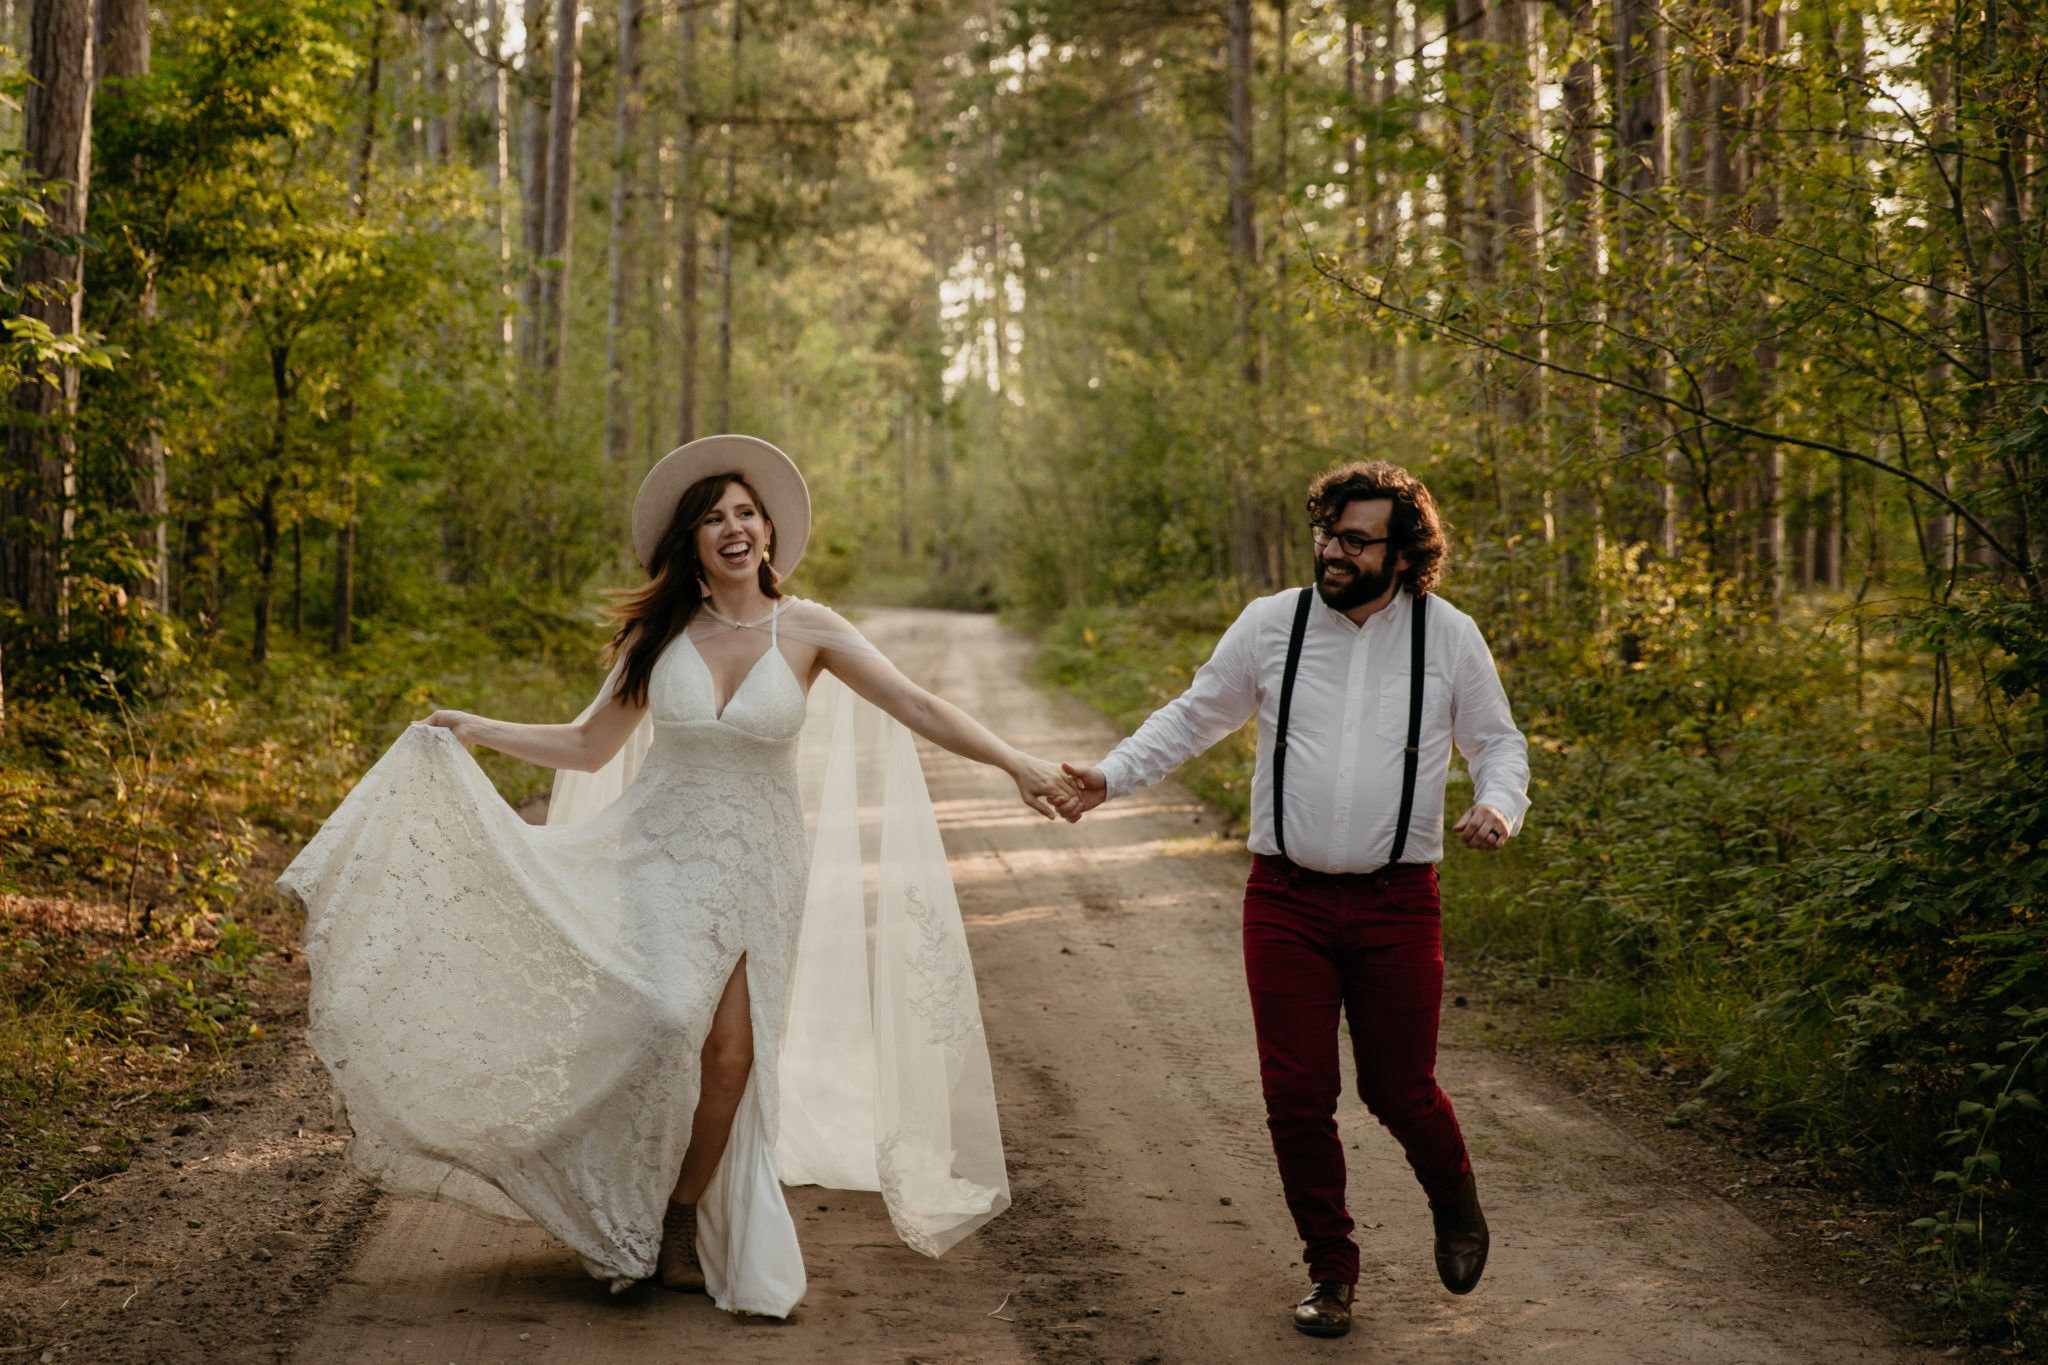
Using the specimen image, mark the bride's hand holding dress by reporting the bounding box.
[417,692,647,774]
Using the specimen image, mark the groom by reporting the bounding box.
[1061,461,1529,1338]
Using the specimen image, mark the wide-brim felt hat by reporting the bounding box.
[631,435,810,577]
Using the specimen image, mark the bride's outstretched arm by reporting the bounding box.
[821,644,1080,820]
[419,692,647,773]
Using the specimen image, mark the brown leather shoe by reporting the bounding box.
[1291,1280,1354,1337]
[1430,1172,1489,1294]
[657,1200,706,1292]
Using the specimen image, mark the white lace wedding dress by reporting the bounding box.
[275,601,1008,1317]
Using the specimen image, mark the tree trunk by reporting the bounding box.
[676,0,700,444]
[1227,0,1257,384]
[1558,3,1601,280]
[1756,1,1785,601]
[604,0,644,464]
[1268,0,1289,410]
[1453,0,1487,280]
[715,0,740,432]
[540,0,581,378]
[94,0,145,76]
[677,0,700,444]
[1612,0,1667,202]
[250,480,280,664]
[334,2,387,659]
[251,341,292,666]
[1611,0,1671,552]
[1497,0,1544,435]
[97,0,166,612]
[292,499,303,636]
[1373,0,1401,250]
[1344,13,1359,247]
[518,0,550,368]
[331,477,355,655]
[1439,0,1466,267]
[488,0,513,350]
[1,0,94,641]
[423,7,450,166]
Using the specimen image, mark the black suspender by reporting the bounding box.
[1270,589,1430,867]
[1387,593,1429,865]
[1270,588,1316,862]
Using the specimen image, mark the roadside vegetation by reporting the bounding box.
[1,0,2043,1353]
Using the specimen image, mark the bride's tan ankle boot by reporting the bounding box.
[657,1200,706,1292]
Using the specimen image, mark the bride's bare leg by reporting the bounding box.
[657,958,753,1290]
[673,957,755,1203]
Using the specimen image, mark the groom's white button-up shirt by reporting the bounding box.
[1096,588,1530,874]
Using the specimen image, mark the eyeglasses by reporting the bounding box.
[1312,526,1391,557]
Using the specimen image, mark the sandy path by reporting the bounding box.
[287,608,1928,1365]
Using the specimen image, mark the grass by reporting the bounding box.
[0,893,282,1252]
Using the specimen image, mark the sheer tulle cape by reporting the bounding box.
[577,603,1011,1260]
[286,599,1008,1312]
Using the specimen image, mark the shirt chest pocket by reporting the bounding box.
[1377,669,1450,744]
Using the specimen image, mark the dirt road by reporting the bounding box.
[285,608,1927,1365]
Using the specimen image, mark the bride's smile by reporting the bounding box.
[697,485,769,583]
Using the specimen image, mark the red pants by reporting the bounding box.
[1242,854,1471,1285]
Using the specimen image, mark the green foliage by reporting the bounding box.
[0,901,279,1252]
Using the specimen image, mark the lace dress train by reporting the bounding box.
[276,602,1008,1318]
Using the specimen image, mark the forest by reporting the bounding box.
[0,0,2043,1347]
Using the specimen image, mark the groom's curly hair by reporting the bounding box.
[1305,461,1446,596]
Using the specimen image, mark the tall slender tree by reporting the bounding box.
[714,0,739,432]
[335,2,389,658]
[488,0,513,350]
[605,0,645,464]
[540,0,582,377]
[1227,0,1256,383]
[96,0,163,611]
[676,0,701,443]
[423,6,451,165]
[1611,0,1672,551]
[1,0,96,638]
[518,0,550,368]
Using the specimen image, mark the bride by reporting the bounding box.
[277,435,1077,1318]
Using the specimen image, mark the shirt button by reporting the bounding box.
[1345,723,1354,733]
[1339,770,1349,778]
[1336,816,1347,825]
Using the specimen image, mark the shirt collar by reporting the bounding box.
[1319,586,1409,635]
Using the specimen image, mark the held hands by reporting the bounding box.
[1056,762,1108,823]
[1010,753,1086,821]
[1453,803,1512,850]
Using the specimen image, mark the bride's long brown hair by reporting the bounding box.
[605,472,780,707]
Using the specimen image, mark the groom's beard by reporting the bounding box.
[1315,555,1396,611]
